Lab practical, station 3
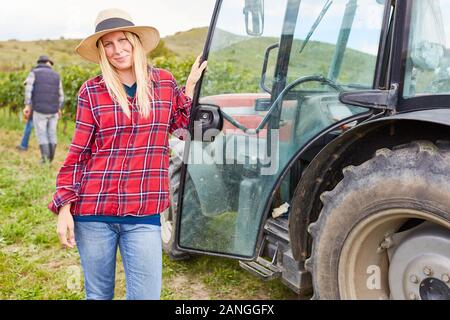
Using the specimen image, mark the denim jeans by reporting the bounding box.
[74,222,162,300]
[19,118,33,149]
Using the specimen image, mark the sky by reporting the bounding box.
[1,0,450,54]
[0,0,216,41]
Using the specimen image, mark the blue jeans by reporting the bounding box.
[20,118,33,149]
[74,222,162,300]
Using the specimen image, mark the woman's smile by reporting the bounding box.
[114,55,129,63]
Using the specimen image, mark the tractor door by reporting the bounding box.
[176,0,388,259]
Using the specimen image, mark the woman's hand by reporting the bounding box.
[57,204,76,249]
[186,54,208,98]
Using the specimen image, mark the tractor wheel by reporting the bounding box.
[161,139,191,260]
[306,141,450,300]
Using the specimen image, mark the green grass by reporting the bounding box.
[0,112,297,300]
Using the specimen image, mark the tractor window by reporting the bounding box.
[199,0,287,98]
[403,0,450,97]
[287,0,385,90]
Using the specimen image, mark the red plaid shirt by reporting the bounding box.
[48,68,192,217]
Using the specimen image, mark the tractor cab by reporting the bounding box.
[164,0,450,298]
[175,0,385,257]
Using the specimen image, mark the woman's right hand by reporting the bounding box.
[57,204,76,249]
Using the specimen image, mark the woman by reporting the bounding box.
[48,8,207,300]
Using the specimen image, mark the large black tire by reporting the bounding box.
[306,140,450,299]
[161,139,191,260]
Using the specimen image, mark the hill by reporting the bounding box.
[163,27,209,58]
[0,38,88,71]
[0,27,375,86]
[0,27,210,72]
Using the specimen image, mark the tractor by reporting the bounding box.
[161,0,450,300]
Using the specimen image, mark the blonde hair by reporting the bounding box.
[98,31,154,119]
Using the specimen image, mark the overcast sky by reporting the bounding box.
[0,0,216,41]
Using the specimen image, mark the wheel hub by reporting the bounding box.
[388,222,450,300]
[419,277,450,300]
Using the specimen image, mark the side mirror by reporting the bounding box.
[243,0,264,36]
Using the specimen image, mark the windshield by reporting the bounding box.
[287,0,385,90]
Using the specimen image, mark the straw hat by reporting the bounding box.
[75,8,160,63]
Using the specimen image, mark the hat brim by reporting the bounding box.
[38,60,54,65]
[75,26,160,64]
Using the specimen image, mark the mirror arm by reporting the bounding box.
[260,43,279,94]
[339,83,399,112]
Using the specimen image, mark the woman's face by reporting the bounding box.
[101,31,133,71]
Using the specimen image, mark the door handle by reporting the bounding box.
[193,105,223,142]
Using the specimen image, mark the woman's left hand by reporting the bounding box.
[186,54,208,98]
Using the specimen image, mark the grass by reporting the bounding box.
[0,110,297,300]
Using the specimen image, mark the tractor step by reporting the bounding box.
[239,217,287,281]
[264,217,290,243]
[239,215,312,294]
[239,258,281,281]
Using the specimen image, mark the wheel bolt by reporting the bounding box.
[442,274,450,283]
[423,267,433,276]
[409,275,419,284]
[408,292,417,300]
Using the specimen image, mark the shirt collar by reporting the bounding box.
[95,68,156,90]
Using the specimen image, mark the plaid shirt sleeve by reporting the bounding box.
[48,83,97,214]
[169,74,193,137]
[24,71,35,106]
[59,80,64,109]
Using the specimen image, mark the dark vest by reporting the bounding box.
[31,64,60,114]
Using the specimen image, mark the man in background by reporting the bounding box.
[23,55,64,163]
